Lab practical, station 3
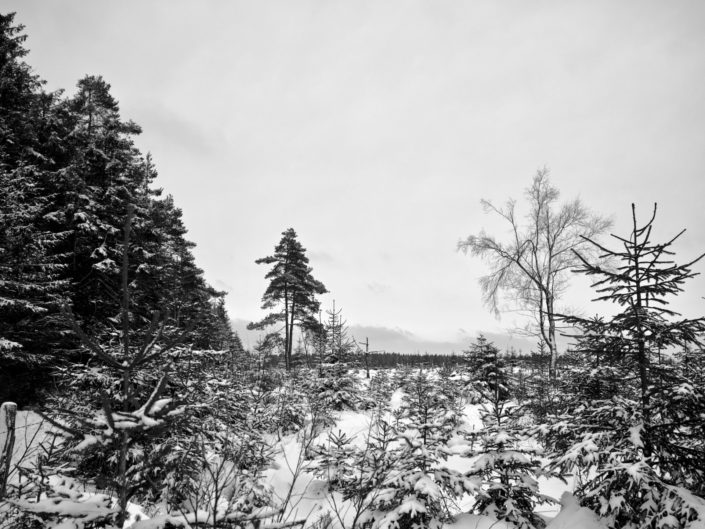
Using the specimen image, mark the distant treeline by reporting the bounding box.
[361,350,574,370]
[256,348,584,372]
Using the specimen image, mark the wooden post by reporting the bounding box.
[0,401,17,499]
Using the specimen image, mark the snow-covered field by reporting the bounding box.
[258,387,601,529]
[3,385,610,529]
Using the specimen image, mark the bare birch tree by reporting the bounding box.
[459,169,611,379]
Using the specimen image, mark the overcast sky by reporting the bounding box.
[7,1,705,353]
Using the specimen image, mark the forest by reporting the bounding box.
[2,11,705,529]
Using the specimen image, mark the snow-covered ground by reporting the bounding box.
[8,410,52,486]
[5,387,607,528]
[258,388,602,529]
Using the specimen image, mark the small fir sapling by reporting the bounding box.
[367,370,464,529]
[309,415,398,529]
[463,337,557,529]
[436,365,466,429]
[368,369,393,406]
[313,369,466,529]
[304,302,360,412]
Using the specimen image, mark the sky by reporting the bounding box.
[6,1,705,353]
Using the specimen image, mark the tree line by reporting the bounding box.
[0,13,241,405]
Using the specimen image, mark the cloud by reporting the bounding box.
[131,102,215,158]
[366,282,390,294]
[348,325,462,355]
[233,317,566,356]
[213,279,234,293]
[230,318,268,351]
[17,0,705,349]
[308,251,335,264]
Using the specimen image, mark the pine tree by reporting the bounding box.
[249,228,327,370]
[39,76,227,346]
[54,76,150,330]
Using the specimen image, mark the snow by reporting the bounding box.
[263,430,323,525]
[628,423,643,448]
[389,388,404,411]
[544,492,606,529]
[6,371,703,529]
[14,481,118,526]
[8,410,55,491]
[444,512,513,529]
[536,472,574,518]
[414,476,441,498]
[72,434,100,452]
[462,403,483,432]
[259,395,586,529]
[0,337,21,351]
[672,486,705,529]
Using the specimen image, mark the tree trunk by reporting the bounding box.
[287,299,296,371]
[283,289,290,371]
[632,239,651,457]
[546,295,558,381]
[0,402,17,500]
[116,205,134,528]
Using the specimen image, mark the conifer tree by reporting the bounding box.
[306,302,359,411]
[323,301,356,362]
[249,228,327,370]
[356,370,462,529]
[0,13,70,401]
[368,368,393,406]
[464,335,510,403]
[310,415,398,529]
[548,204,705,527]
[0,13,44,165]
[16,206,188,528]
[0,167,67,401]
[463,337,555,528]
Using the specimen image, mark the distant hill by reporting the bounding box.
[230,318,548,355]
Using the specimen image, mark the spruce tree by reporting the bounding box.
[0,13,70,402]
[550,204,705,527]
[310,416,398,529]
[306,302,359,411]
[0,167,67,402]
[361,370,461,529]
[15,206,188,528]
[463,338,555,528]
[464,334,510,403]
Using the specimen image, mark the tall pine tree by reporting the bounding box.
[249,228,327,370]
